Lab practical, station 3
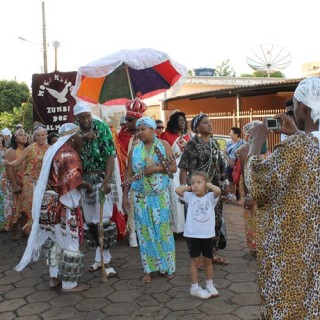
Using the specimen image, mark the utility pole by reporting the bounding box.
[42,1,48,73]
[52,40,60,71]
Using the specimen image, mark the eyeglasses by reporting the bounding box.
[157,126,165,129]
[125,117,136,122]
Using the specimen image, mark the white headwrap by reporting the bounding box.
[73,101,91,116]
[294,77,320,124]
[1,128,11,137]
[243,120,263,136]
[15,123,80,271]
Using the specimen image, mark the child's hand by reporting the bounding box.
[206,182,214,189]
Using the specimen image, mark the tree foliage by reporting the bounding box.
[0,80,33,132]
[214,59,236,77]
[0,80,30,113]
[240,70,286,78]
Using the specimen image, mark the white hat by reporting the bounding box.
[1,128,11,137]
[73,101,91,116]
[294,77,320,123]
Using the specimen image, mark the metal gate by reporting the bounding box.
[187,108,285,151]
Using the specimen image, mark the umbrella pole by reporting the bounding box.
[125,65,135,100]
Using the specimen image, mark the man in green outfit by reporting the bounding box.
[73,101,117,277]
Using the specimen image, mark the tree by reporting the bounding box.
[214,59,236,77]
[0,80,32,132]
[0,80,30,113]
[240,70,285,78]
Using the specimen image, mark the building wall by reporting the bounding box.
[302,61,320,77]
[164,93,293,121]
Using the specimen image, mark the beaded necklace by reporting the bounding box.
[197,136,219,181]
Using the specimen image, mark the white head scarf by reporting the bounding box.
[243,120,263,136]
[15,123,80,271]
[1,127,11,137]
[73,101,91,116]
[294,77,320,124]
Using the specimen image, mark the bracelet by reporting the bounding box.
[248,154,260,160]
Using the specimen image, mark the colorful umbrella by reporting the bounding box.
[72,48,187,106]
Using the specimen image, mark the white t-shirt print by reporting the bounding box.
[182,192,219,238]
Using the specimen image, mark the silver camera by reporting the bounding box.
[266,118,280,130]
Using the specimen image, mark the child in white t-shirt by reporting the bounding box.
[176,171,221,300]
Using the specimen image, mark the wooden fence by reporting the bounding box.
[186,108,285,151]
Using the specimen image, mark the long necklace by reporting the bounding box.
[198,136,218,181]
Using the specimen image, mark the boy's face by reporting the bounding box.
[191,175,207,196]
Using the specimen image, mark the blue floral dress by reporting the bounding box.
[131,138,175,275]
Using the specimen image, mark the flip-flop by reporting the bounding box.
[160,272,175,280]
[212,255,229,265]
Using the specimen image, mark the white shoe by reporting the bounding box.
[129,233,138,247]
[190,287,211,299]
[206,283,219,297]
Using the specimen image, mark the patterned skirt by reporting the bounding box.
[133,189,175,275]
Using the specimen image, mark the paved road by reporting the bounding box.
[0,203,261,319]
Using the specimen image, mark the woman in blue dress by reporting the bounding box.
[122,117,177,284]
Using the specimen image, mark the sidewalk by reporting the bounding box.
[0,203,261,320]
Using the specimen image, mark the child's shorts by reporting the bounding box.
[187,237,214,258]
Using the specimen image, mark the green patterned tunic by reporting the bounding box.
[80,118,115,179]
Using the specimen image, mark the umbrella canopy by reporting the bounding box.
[72,48,187,106]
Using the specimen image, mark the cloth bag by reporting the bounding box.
[232,158,241,185]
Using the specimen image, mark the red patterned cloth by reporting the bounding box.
[48,144,84,240]
[49,144,83,197]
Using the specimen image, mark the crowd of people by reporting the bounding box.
[1,76,320,317]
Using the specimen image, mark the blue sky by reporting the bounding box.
[1,0,318,86]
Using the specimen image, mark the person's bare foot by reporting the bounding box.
[142,273,151,284]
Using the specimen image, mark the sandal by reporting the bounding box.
[160,272,174,280]
[88,262,102,272]
[105,267,117,278]
[212,255,229,265]
[163,273,175,280]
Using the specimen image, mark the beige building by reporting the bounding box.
[143,76,289,121]
[302,61,320,77]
